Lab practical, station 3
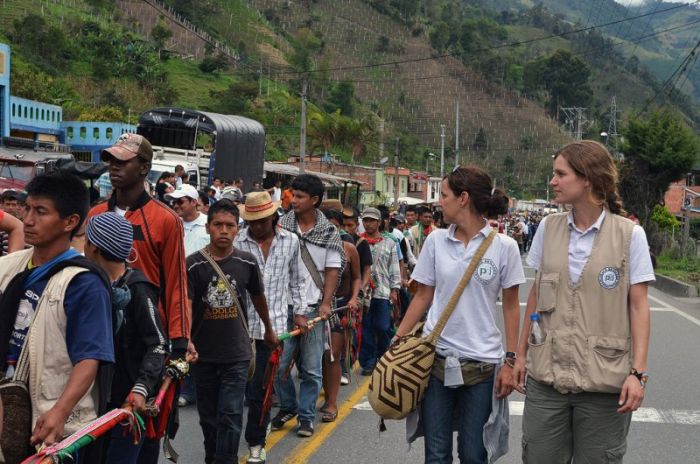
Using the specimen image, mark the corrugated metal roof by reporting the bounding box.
[264,162,363,186]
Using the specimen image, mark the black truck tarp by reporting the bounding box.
[137,108,265,187]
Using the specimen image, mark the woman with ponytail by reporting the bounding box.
[513,140,654,463]
[396,165,524,463]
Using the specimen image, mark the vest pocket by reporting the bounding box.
[586,336,630,393]
[526,331,553,383]
[536,273,559,313]
[41,373,69,400]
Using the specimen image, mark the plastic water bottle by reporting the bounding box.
[530,313,545,344]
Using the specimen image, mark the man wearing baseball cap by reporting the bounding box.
[166,184,210,258]
[89,133,189,463]
[234,191,304,463]
[358,207,400,376]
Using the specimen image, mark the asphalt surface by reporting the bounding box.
[161,257,700,463]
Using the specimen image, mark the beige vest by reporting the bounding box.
[526,212,634,394]
[0,249,99,435]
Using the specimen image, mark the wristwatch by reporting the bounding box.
[630,368,649,389]
[505,352,517,360]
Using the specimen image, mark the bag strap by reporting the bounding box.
[425,229,497,344]
[200,248,250,336]
[298,239,325,293]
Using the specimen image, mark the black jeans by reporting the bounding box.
[193,360,250,464]
[245,340,273,447]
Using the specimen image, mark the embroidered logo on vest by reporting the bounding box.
[475,258,498,285]
[598,267,620,289]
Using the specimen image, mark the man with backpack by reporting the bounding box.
[0,172,114,462]
[83,212,169,462]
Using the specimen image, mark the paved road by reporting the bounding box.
[161,259,700,463]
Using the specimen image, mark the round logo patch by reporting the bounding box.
[598,267,620,289]
[475,258,498,285]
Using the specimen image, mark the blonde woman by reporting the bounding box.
[513,141,654,463]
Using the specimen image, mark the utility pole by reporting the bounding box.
[455,102,460,168]
[378,117,385,163]
[560,107,591,140]
[440,124,445,178]
[394,138,400,209]
[299,76,308,174]
[258,58,263,96]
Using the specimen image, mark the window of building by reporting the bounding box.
[23,106,27,118]
[41,109,45,121]
[11,103,15,117]
[106,127,113,139]
[80,126,87,139]
[29,107,33,119]
[66,126,74,139]
[93,127,100,139]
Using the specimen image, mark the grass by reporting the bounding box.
[655,252,700,290]
[165,58,236,110]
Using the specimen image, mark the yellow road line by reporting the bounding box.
[282,377,372,464]
[238,397,325,464]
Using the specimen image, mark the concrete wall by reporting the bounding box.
[10,96,63,135]
[62,121,137,162]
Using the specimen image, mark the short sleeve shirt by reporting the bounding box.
[6,272,114,371]
[411,223,525,363]
[527,211,655,285]
[187,249,264,363]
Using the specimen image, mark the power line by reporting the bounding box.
[272,1,698,76]
[298,15,700,85]
[638,38,700,114]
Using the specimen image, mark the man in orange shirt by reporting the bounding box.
[88,133,189,463]
[281,185,293,212]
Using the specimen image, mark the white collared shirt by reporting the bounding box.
[411,222,525,363]
[527,210,655,285]
[235,227,307,339]
[182,213,210,257]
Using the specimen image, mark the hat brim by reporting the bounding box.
[239,201,281,221]
[101,145,139,162]
[165,191,196,202]
[361,214,381,221]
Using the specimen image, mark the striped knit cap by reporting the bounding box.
[86,212,134,261]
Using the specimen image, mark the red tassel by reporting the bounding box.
[260,346,282,425]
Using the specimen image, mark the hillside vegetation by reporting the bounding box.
[2,0,698,199]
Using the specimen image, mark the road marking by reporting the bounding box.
[352,399,700,425]
[282,377,371,464]
[238,397,325,463]
[648,293,700,328]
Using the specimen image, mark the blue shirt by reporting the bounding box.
[7,272,115,367]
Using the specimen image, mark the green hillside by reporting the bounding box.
[2,0,698,199]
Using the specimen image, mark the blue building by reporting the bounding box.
[0,43,136,162]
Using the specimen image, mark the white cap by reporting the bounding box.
[165,183,199,201]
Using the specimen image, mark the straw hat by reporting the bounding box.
[239,191,280,221]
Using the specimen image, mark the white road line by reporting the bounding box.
[353,399,700,425]
[648,293,700,328]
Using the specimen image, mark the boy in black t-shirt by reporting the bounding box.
[186,200,278,464]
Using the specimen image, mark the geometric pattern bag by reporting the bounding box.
[368,230,496,420]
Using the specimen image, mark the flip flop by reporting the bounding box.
[321,410,338,422]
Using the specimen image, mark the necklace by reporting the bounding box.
[205,244,234,261]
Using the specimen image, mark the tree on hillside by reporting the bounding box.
[324,81,356,116]
[151,20,173,59]
[618,110,699,227]
[342,114,377,164]
[11,14,73,72]
[523,50,593,118]
[308,110,342,160]
[209,80,258,115]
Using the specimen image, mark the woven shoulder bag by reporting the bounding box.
[368,230,496,420]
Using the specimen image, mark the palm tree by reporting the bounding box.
[308,109,342,160]
[343,113,377,165]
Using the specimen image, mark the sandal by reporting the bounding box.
[321,410,338,422]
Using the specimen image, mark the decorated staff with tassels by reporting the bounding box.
[0,173,116,464]
[82,213,169,463]
[234,190,306,464]
[319,208,362,423]
[273,175,346,438]
[186,200,279,464]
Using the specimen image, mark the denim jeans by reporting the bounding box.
[421,374,495,464]
[274,311,325,423]
[193,361,250,464]
[359,298,392,370]
[105,424,145,463]
[245,339,273,447]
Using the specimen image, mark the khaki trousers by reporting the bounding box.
[522,378,632,464]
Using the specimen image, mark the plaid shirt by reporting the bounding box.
[96,172,112,199]
[234,227,306,339]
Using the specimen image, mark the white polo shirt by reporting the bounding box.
[527,210,655,285]
[411,222,525,363]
